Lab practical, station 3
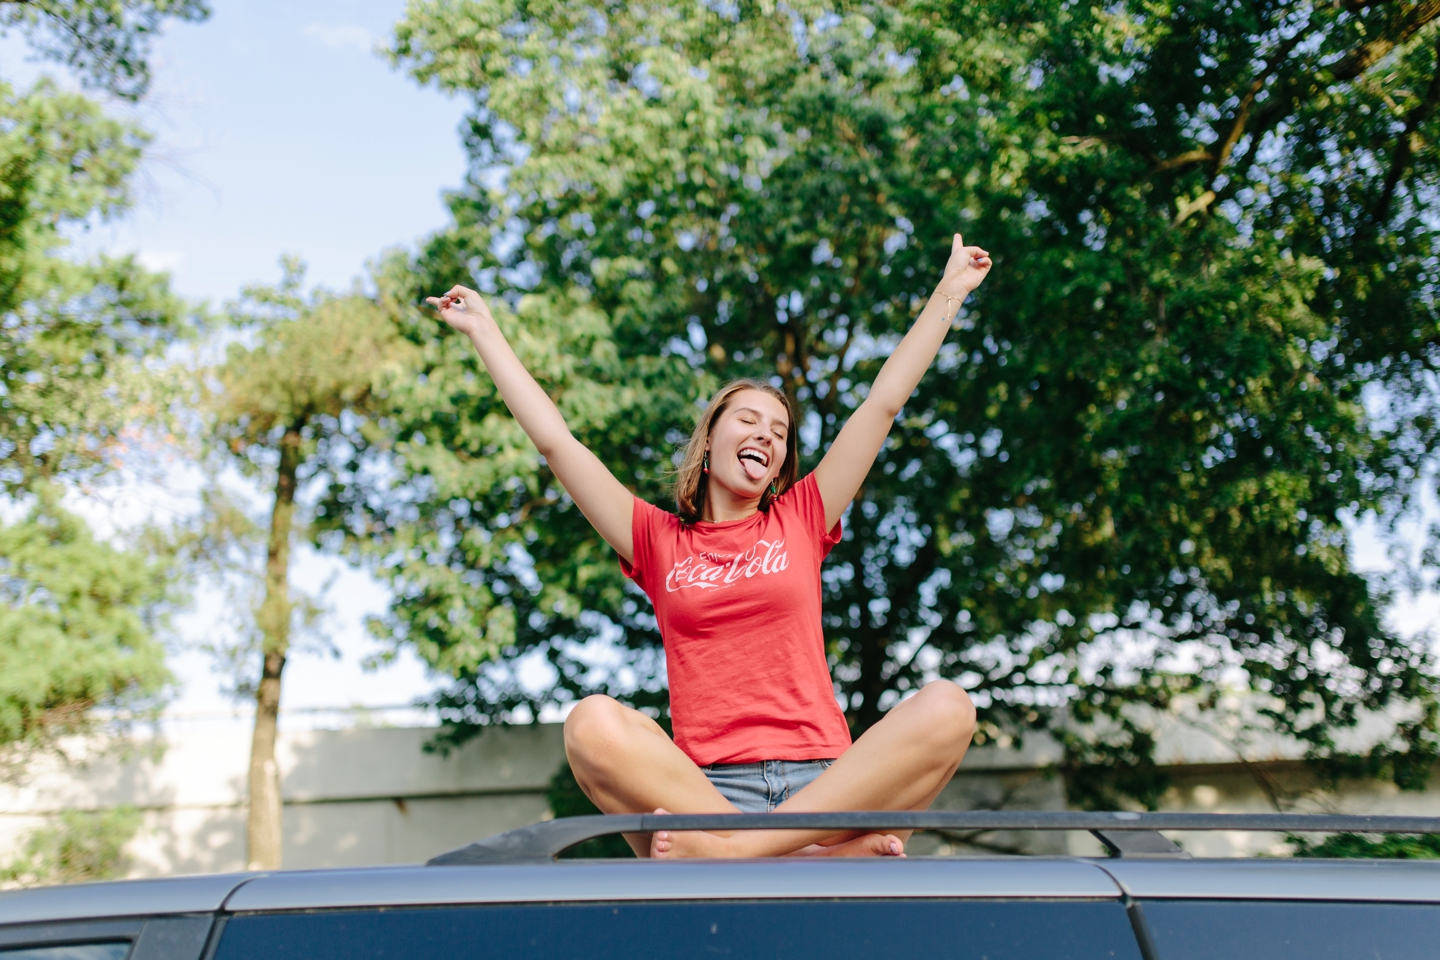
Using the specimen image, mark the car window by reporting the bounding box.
[214,899,1142,960]
[1141,899,1440,960]
[0,946,130,960]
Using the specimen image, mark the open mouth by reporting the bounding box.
[737,446,769,481]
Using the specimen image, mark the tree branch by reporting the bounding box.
[1331,0,1440,83]
[1153,29,1305,203]
[1374,34,1440,224]
[1150,148,1214,175]
[1208,30,1308,187]
[1240,2,1440,172]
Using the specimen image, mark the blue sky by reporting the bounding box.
[74,0,469,304]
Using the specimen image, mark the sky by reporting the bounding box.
[76,0,468,303]
[11,0,476,727]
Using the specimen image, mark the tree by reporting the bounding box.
[0,0,210,101]
[0,78,186,496]
[0,491,171,749]
[1,2,204,754]
[358,0,1440,804]
[1289,832,1440,859]
[1,806,141,886]
[208,263,412,869]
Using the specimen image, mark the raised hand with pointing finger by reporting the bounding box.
[425,285,494,339]
[942,233,993,299]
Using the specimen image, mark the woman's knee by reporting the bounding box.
[912,681,977,747]
[563,695,637,765]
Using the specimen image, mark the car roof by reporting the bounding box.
[224,858,1121,911]
[1098,858,1440,902]
[6,857,1440,925]
[0,873,260,925]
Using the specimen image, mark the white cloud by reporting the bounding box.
[301,23,374,53]
[138,248,185,273]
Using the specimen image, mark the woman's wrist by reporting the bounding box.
[934,277,973,301]
[465,315,503,346]
[929,284,969,322]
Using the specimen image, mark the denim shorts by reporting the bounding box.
[701,759,835,813]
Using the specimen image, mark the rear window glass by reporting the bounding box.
[215,899,1142,960]
[1141,899,1440,960]
[0,946,129,960]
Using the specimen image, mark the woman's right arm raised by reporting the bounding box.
[427,285,635,565]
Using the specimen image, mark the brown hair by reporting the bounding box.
[672,378,800,522]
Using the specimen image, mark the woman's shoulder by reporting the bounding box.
[634,496,683,528]
[775,472,821,507]
[773,472,840,544]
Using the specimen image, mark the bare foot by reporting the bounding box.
[787,834,907,858]
[648,809,906,859]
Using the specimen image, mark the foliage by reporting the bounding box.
[356,0,1440,804]
[546,760,635,858]
[0,5,196,752]
[0,0,210,100]
[0,493,172,748]
[202,259,418,675]
[193,261,416,869]
[0,806,141,887]
[0,78,188,495]
[214,261,412,469]
[326,252,695,735]
[1289,832,1440,860]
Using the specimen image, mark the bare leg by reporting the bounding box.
[565,695,903,858]
[564,694,740,856]
[651,681,976,859]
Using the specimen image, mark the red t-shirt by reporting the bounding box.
[620,473,853,766]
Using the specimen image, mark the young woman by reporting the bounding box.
[429,233,992,859]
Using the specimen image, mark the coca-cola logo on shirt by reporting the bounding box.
[664,538,791,592]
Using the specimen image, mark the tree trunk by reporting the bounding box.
[246,427,301,870]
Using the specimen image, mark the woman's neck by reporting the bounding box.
[701,479,762,522]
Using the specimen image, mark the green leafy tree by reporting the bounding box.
[1,2,204,755]
[0,78,186,495]
[0,0,210,100]
[0,806,141,887]
[0,492,172,748]
[1290,832,1440,859]
[358,0,1440,804]
[207,263,413,869]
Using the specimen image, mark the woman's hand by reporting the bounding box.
[938,233,993,299]
[425,285,495,339]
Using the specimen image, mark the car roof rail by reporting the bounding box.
[427,811,1440,865]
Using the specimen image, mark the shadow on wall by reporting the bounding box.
[1,807,142,887]
[276,724,564,869]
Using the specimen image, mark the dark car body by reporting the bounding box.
[3,853,1440,960]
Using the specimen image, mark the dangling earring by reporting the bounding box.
[702,453,709,474]
[769,480,778,497]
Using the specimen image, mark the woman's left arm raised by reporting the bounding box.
[814,233,993,530]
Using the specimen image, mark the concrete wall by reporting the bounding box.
[2,720,1437,876]
[1,724,562,876]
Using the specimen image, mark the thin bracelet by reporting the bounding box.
[941,292,966,325]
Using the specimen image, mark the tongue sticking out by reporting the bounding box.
[739,454,768,481]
